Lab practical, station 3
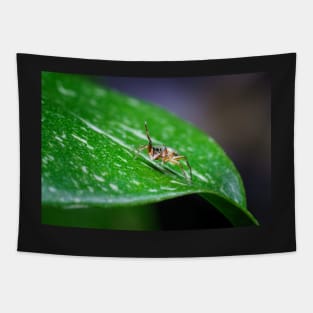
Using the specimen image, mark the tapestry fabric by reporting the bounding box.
[17,53,296,257]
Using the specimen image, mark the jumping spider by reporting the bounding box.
[136,122,192,181]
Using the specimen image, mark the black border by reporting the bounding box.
[17,53,296,257]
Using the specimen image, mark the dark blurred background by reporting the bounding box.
[99,73,271,228]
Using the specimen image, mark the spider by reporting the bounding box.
[136,121,192,181]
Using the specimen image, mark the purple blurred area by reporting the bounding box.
[98,73,271,225]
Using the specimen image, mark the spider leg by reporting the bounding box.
[144,121,153,147]
[151,152,161,161]
[168,158,188,180]
[161,145,167,164]
[134,144,149,159]
[173,155,192,181]
[177,162,188,180]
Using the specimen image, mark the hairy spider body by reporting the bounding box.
[136,122,192,181]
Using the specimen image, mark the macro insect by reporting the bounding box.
[136,122,192,181]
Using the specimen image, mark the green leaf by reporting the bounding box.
[41,72,259,228]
